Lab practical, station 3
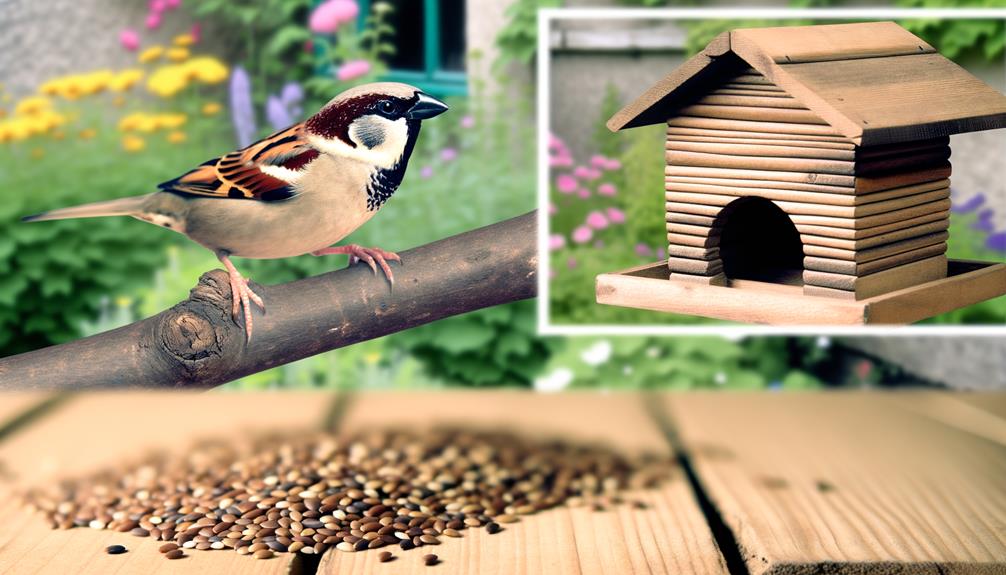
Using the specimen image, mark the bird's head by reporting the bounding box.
[304,82,448,169]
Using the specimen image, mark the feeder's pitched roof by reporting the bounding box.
[608,22,1006,146]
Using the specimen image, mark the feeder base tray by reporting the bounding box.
[595,259,1006,325]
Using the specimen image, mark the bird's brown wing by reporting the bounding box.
[158,124,321,202]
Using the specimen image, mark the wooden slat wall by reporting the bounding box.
[665,69,952,298]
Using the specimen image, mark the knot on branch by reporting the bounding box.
[154,269,241,385]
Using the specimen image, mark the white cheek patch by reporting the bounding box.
[310,116,409,169]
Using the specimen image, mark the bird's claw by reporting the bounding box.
[219,256,264,343]
[313,244,400,286]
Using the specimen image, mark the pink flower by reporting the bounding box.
[549,133,568,152]
[549,154,573,168]
[190,23,201,43]
[420,166,433,179]
[572,226,593,244]
[590,155,609,169]
[165,0,181,8]
[440,147,458,162]
[149,0,166,13]
[573,166,602,181]
[856,359,873,380]
[556,174,577,194]
[598,183,617,196]
[577,188,590,199]
[549,234,566,251]
[336,59,371,81]
[604,158,622,170]
[586,211,609,230]
[310,0,359,33]
[119,29,140,51]
[567,257,578,270]
[460,115,475,129]
[606,207,625,224]
[145,12,162,30]
[635,243,652,257]
[548,203,557,215]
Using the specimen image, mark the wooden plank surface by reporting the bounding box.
[885,392,1006,448]
[663,393,1006,574]
[0,391,337,575]
[317,391,727,575]
[731,22,936,64]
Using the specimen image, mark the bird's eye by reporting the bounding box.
[377,100,396,114]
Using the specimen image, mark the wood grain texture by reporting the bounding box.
[800,219,950,250]
[596,259,1003,324]
[662,392,1006,574]
[666,140,855,160]
[666,164,855,187]
[317,392,727,575]
[0,211,538,389]
[795,210,950,240]
[675,104,826,125]
[668,116,843,137]
[802,230,949,263]
[789,199,952,229]
[0,392,337,575]
[804,242,947,276]
[886,392,1006,449]
[731,22,936,64]
[667,126,852,143]
[803,255,947,297]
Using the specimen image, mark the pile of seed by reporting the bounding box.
[24,428,671,561]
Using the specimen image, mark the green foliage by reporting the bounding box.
[540,336,824,390]
[394,300,561,386]
[192,0,316,104]
[495,0,562,67]
[592,83,626,159]
[0,104,233,355]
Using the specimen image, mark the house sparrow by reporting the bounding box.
[24,82,449,340]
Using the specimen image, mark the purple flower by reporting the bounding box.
[460,115,475,129]
[440,147,458,162]
[229,66,256,148]
[973,209,996,233]
[953,193,985,214]
[656,247,667,260]
[586,211,609,230]
[266,95,292,131]
[987,232,1006,253]
[606,207,625,224]
[593,240,605,249]
[420,166,434,179]
[567,257,578,270]
[598,183,617,196]
[280,82,304,118]
[549,234,566,251]
[572,226,593,244]
[577,188,590,199]
[556,174,577,194]
[634,243,652,257]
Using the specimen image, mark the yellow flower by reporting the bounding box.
[108,69,144,92]
[158,113,187,129]
[31,147,45,160]
[139,45,165,64]
[363,352,381,365]
[77,70,113,96]
[51,130,65,141]
[167,131,186,144]
[146,65,189,98]
[112,95,126,107]
[79,128,97,140]
[115,296,133,308]
[202,102,222,116]
[0,109,6,119]
[14,96,51,116]
[122,134,145,152]
[184,57,229,84]
[172,33,195,47]
[166,47,190,62]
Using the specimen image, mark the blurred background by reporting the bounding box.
[0,0,1002,391]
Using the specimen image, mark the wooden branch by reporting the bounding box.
[0,212,538,389]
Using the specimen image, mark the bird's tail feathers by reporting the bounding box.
[22,195,151,223]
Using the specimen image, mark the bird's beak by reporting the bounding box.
[406,92,449,120]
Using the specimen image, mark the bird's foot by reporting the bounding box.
[312,244,401,285]
[218,254,265,342]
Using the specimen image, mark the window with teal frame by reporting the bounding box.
[357,0,467,97]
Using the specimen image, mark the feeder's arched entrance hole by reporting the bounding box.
[717,197,804,285]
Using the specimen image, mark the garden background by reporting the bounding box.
[0,0,1002,390]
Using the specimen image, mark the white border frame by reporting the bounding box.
[537,7,1006,337]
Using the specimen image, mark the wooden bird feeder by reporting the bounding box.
[596,22,1006,325]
